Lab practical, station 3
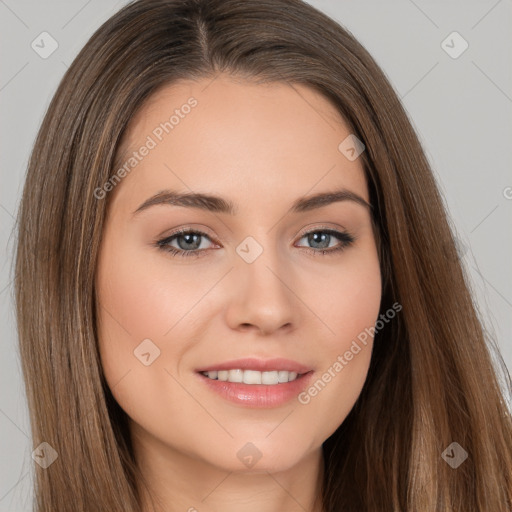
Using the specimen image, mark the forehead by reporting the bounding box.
[110,75,369,214]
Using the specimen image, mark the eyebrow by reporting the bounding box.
[132,188,372,217]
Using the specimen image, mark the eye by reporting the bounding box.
[156,229,215,258]
[155,227,356,258]
[295,228,356,256]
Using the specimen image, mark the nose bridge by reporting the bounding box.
[237,228,289,283]
[225,233,298,334]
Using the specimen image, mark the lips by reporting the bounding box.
[195,357,313,374]
[195,357,315,408]
[196,369,315,408]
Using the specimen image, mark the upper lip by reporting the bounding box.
[196,358,313,374]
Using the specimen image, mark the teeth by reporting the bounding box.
[201,369,301,385]
[243,370,261,384]
[229,369,243,382]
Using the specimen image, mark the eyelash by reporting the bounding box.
[155,227,356,259]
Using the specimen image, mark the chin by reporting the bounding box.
[204,440,315,474]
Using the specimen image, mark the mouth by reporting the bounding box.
[195,358,314,408]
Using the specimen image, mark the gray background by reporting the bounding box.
[1,0,511,510]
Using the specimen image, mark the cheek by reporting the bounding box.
[96,251,192,339]
[330,266,381,345]
[95,233,212,362]
[294,248,381,435]
[94,237,206,419]
[310,245,382,349]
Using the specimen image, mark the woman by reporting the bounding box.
[14,0,512,510]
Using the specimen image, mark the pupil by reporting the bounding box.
[310,232,329,249]
[179,233,201,250]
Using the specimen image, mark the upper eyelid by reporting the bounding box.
[296,224,348,238]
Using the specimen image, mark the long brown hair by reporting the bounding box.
[14,0,512,510]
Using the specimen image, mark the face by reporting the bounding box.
[95,74,382,476]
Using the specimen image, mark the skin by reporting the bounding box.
[95,74,382,512]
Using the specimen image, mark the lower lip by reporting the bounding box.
[196,371,314,408]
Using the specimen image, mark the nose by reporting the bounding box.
[224,248,299,336]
